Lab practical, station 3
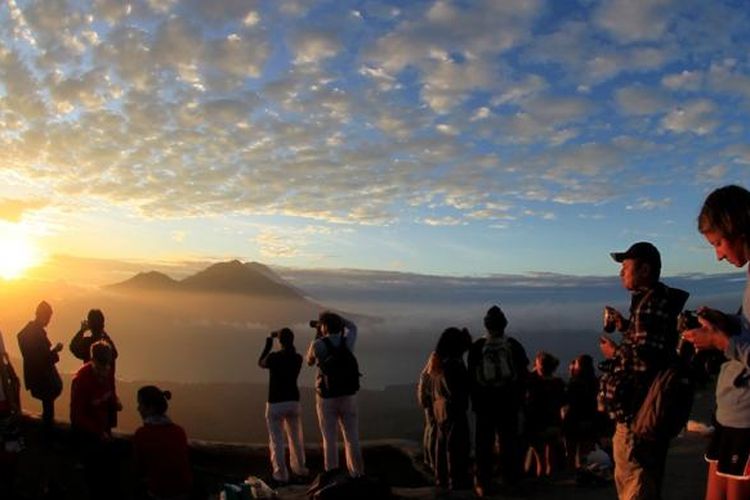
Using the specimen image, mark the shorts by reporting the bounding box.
[705,423,750,480]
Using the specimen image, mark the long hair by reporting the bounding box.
[698,185,750,245]
[429,327,471,376]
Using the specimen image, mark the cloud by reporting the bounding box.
[0,199,47,222]
[661,70,703,91]
[661,99,718,135]
[626,197,672,211]
[291,30,342,65]
[594,0,676,43]
[615,85,672,116]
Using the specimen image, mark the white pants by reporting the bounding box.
[265,401,308,482]
[316,394,364,477]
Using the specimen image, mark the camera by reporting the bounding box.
[270,330,279,338]
[677,310,700,333]
[309,320,319,329]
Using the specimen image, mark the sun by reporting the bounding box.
[0,226,39,280]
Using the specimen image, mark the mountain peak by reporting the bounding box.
[108,271,179,290]
[108,260,304,300]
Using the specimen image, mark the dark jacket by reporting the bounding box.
[70,329,118,364]
[17,321,61,400]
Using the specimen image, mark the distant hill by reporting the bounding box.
[109,270,180,291]
[108,260,305,300]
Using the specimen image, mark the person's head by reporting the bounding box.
[318,311,343,336]
[610,241,661,290]
[278,327,295,349]
[87,309,105,333]
[698,185,750,268]
[571,354,595,379]
[90,341,113,377]
[435,327,472,359]
[483,305,508,337]
[35,301,53,326]
[137,385,171,419]
[534,351,559,377]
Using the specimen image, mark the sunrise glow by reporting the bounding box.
[0,226,39,280]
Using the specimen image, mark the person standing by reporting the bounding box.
[430,327,472,492]
[525,351,566,479]
[562,354,601,471]
[417,351,438,473]
[70,308,120,429]
[259,327,308,485]
[70,309,118,364]
[468,305,528,497]
[17,301,62,438]
[683,185,750,500]
[306,311,363,477]
[599,241,688,500]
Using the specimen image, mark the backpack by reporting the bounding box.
[318,337,361,398]
[474,337,517,388]
[632,361,694,441]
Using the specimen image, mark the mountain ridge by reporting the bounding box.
[107,260,305,300]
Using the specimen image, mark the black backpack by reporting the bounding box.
[318,337,361,398]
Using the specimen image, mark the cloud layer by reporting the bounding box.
[0,0,750,271]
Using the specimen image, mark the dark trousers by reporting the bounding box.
[435,413,471,489]
[474,408,523,487]
[41,397,55,438]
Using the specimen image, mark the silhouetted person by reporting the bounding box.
[70,309,118,364]
[71,308,120,428]
[71,341,122,499]
[417,352,438,473]
[599,242,688,500]
[306,311,364,477]
[430,327,472,491]
[259,327,308,485]
[17,301,62,438]
[563,354,601,471]
[134,385,192,500]
[468,305,528,497]
[0,331,22,499]
[525,351,565,478]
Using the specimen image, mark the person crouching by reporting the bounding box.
[70,341,122,499]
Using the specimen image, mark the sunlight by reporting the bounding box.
[0,225,39,280]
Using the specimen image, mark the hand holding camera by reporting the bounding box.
[681,308,731,352]
[270,330,279,339]
[80,319,89,332]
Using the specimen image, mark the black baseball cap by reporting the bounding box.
[610,241,661,270]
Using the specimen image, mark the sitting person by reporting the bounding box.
[134,386,192,500]
[525,351,566,478]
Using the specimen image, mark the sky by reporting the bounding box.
[1,0,750,279]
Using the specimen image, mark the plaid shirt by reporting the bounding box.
[599,282,685,422]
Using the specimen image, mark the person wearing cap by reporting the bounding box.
[599,242,689,500]
[259,327,308,485]
[16,301,63,438]
[467,305,528,497]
